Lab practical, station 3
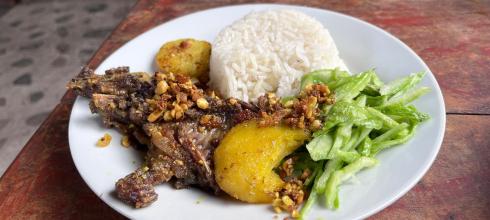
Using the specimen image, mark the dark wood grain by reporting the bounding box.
[0,0,489,219]
[371,115,490,219]
[0,100,125,220]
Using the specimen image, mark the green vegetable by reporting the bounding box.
[371,124,418,155]
[342,127,361,150]
[380,72,425,97]
[324,157,378,209]
[299,183,318,220]
[306,133,334,161]
[299,161,325,220]
[334,70,373,101]
[354,95,367,107]
[303,164,320,187]
[337,150,361,163]
[361,72,383,96]
[369,71,384,89]
[300,68,350,90]
[372,123,408,143]
[366,95,388,107]
[366,107,400,129]
[357,137,373,156]
[381,87,430,107]
[322,101,383,131]
[351,127,373,150]
[315,127,365,193]
[381,104,430,123]
[297,69,430,218]
[327,123,353,159]
[315,158,342,193]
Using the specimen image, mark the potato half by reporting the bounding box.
[155,38,211,82]
[214,120,309,203]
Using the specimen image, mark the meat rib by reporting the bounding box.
[68,67,258,208]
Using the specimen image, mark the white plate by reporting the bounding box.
[68,4,446,220]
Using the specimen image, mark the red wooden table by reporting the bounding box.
[1,0,489,219]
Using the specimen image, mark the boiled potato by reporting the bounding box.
[214,120,309,203]
[155,38,211,82]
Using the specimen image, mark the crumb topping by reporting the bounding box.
[147,72,211,122]
[257,84,334,130]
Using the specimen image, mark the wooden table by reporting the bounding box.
[1,0,489,219]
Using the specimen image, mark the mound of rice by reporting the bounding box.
[209,9,348,102]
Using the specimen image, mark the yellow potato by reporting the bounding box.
[155,38,211,82]
[214,120,309,203]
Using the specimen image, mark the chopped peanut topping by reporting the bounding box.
[147,110,163,122]
[272,180,305,219]
[228,98,237,105]
[196,98,209,109]
[155,80,169,95]
[257,83,333,130]
[149,71,213,122]
[121,135,130,148]
[199,114,222,128]
[163,111,172,121]
[311,119,322,130]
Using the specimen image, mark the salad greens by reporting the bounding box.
[297,68,430,219]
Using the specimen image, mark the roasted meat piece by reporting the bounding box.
[68,67,258,208]
[69,67,154,147]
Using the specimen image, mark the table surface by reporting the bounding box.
[1,0,489,219]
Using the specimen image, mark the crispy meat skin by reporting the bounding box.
[68,67,259,208]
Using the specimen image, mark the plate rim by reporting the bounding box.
[68,3,446,219]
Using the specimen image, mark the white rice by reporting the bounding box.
[209,9,348,102]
